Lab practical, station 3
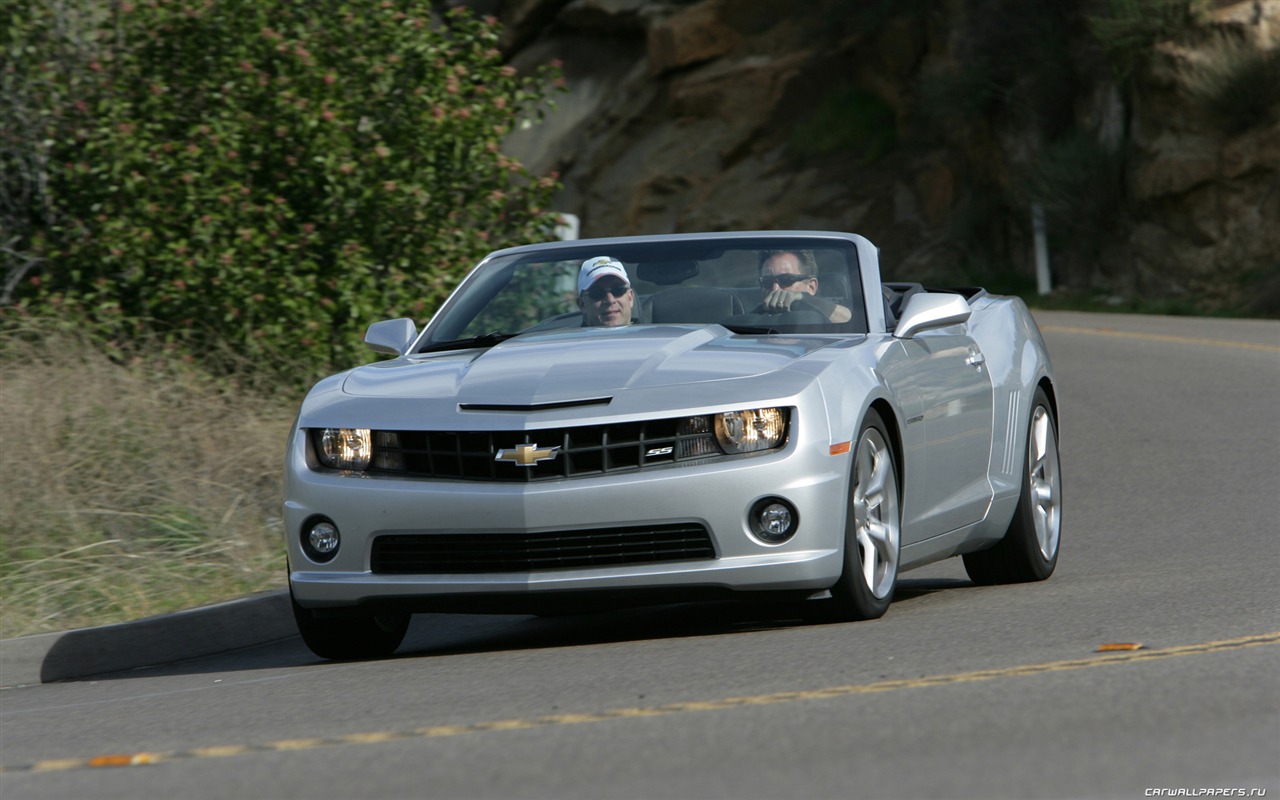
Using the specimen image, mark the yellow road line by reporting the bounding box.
[5,631,1278,775]
[1040,324,1280,353]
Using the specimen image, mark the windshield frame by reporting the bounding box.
[412,231,877,351]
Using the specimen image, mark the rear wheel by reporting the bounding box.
[964,387,1062,584]
[291,588,409,661]
[822,409,901,621]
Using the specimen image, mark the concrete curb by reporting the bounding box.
[0,589,296,686]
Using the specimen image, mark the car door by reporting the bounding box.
[897,327,995,541]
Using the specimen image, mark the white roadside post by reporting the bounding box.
[1032,202,1051,296]
[555,212,580,241]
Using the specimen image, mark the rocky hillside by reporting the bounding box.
[479,0,1278,315]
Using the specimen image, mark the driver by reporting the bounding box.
[577,256,635,327]
[757,249,852,323]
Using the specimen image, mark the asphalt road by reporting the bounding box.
[2,310,1278,800]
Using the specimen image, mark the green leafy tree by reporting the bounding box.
[4,0,564,375]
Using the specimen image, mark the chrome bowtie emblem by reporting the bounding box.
[494,442,560,467]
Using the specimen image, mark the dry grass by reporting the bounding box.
[0,322,300,638]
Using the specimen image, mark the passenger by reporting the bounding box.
[577,256,635,327]
[756,249,852,323]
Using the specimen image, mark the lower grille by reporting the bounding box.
[370,523,715,574]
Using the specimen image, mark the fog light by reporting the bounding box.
[750,497,798,544]
[310,523,339,553]
[760,504,791,536]
[302,518,340,563]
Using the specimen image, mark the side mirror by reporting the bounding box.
[893,293,971,339]
[364,318,417,355]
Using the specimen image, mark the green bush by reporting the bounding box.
[1089,0,1210,77]
[3,0,564,379]
[1184,30,1280,134]
[790,84,896,164]
[913,60,998,135]
[1021,131,1125,241]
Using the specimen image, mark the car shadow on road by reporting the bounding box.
[394,575,973,659]
[58,576,972,682]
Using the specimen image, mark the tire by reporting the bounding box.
[964,386,1062,585]
[820,409,901,621]
[291,588,409,661]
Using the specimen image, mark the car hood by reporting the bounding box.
[341,325,848,406]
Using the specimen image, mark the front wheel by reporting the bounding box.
[291,588,409,661]
[964,387,1062,584]
[821,409,901,621]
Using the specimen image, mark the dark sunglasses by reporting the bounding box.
[759,273,813,290]
[586,284,629,301]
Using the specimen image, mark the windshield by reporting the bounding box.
[421,235,867,349]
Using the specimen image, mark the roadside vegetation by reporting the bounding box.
[0,321,295,638]
[0,0,563,637]
[3,0,563,380]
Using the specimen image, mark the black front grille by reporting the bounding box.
[370,523,716,574]
[366,416,731,482]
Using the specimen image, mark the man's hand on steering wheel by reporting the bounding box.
[761,288,807,314]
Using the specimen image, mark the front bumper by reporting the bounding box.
[285,428,850,611]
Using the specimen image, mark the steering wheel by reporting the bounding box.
[781,298,831,324]
[724,304,829,328]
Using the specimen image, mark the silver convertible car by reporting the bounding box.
[284,231,1062,659]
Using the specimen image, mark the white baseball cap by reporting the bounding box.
[578,256,630,294]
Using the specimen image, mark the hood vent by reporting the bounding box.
[459,397,612,412]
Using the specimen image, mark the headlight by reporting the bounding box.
[676,415,719,459]
[714,408,787,454]
[316,428,373,470]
